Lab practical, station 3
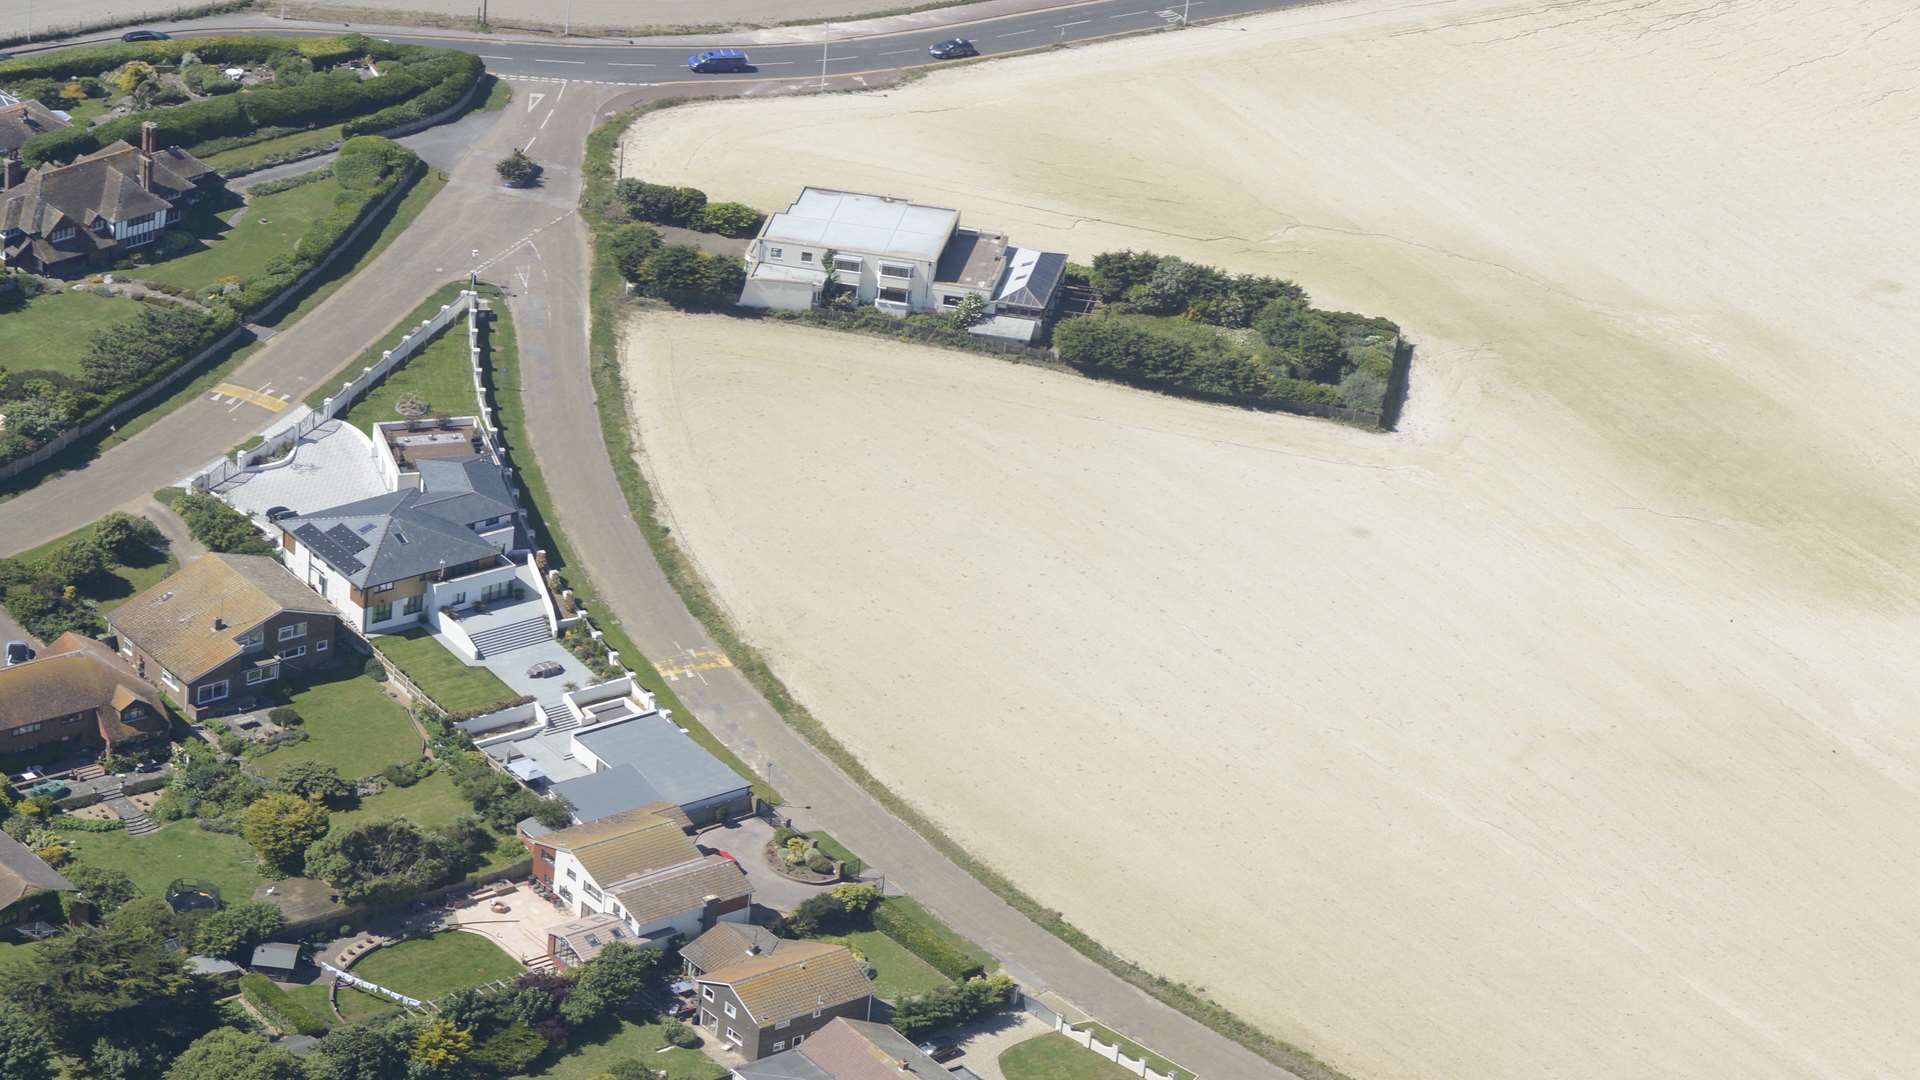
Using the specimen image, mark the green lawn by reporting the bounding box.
[54,819,269,906]
[250,670,420,781]
[348,930,521,1001]
[822,928,950,1002]
[309,281,469,411]
[0,289,144,380]
[200,124,345,174]
[11,518,178,612]
[479,74,512,111]
[524,1012,726,1080]
[875,896,995,979]
[369,628,517,714]
[279,981,339,1026]
[1000,1034,1142,1080]
[134,178,348,295]
[331,770,467,831]
[1073,1024,1194,1080]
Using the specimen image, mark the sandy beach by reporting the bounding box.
[618,2,1920,1077]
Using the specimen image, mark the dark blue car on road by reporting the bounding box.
[688,49,751,73]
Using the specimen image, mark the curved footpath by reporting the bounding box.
[2,10,1321,1077]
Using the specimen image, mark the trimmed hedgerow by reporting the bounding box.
[239,973,328,1036]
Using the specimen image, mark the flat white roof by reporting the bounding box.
[761,187,958,263]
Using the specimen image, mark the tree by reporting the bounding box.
[558,942,662,1025]
[643,246,703,296]
[409,1020,473,1076]
[164,1028,305,1080]
[613,180,706,227]
[495,148,539,187]
[36,537,105,588]
[174,493,276,556]
[276,761,351,805]
[65,865,138,915]
[888,974,1016,1041]
[106,896,181,941]
[92,512,165,563]
[1253,299,1347,383]
[699,201,761,238]
[469,1022,547,1075]
[306,819,462,904]
[0,1011,54,1080]
[191,902,287,962]
[603,223,662,283]
[243,792,330,872]
[4,924,216,1054]
[311,1015,420,1080]
[945,293,989,330]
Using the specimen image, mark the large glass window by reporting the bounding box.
[402,594,423,616]
[370,601,393,623]
[195,681,230,705]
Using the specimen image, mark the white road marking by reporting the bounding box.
[522,137,537,154]
[877,47,921,55]
[1056,19,1091,27]
[479,54,514,59]
[998,28,1037,36]
[555,80,568,102]
[609,62,654,66]
[823,55,859,62]
[535,58,585,64]
[526,91,545,111]
[1109,8,1152,16]
[540,108,555,128]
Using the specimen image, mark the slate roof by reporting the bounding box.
[413,456,520,525]
[573,712,753,810]
[281,489,503,588]
[760,188,958,263]
[1,139,212,237]
[552,764,666,823]
[0,831,74,912]
[699,939,873,1027]
[0,99,71,157]
[538,805,703,884]
[608,854,750,929]
[994,248,1068,311]
[0,631,164,740]
[107,554,333,682]
[775,1018,950,1080]
[680,921,785,976]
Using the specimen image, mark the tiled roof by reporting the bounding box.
[107,554,333,682]
[680,921,785,975]
[796,1018,950,1079]
[607,854,749,929]
[0,99,71,156]
[0,631,164,738]
[0,831,73,911]
[539,805,702,885]
[700,939,873,1026]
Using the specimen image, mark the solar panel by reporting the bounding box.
[295,522,366,576]
[325,523,370,554]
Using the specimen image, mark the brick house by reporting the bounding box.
[107,553,341,720]
[0,99,72,159]
[0,631,168,757]
[1,121,220,275]
[0,831,73,928]
[684,926,875,1060]
[522,803,751,939]
[732,1017,951,1080]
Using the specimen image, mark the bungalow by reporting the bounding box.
[523,804,752,938]
[685,924,875,1060]
[0,831,73,928]
[276,421,536,636]
[0,631,168,757]
[733,1017,951,1080]
[0,99,71,159]
[107,553,342,720]
[738,187,1069,343]
[1,121,220,275]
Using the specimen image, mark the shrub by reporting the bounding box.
[603,223,662,283]
[92,512,166,563]
[35,537,105,588]
[469,1022,546,1075]
[890,973,1017,1041]
[174,492,275,555]
[804,850,834,875]
[699,201,761,238]
[495,149,539,186]
[239,973,328,1036]
[613,179,706,228]
[773,827,798,847]
[661,1020,699,1049]
[871,898,989,981]
[365,657,389,682]
[267,707,303,728]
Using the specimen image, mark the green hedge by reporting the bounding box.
[11,40,480,167]
[239,973,328,1036]
[0,34,365,84]
[872,896,992,981]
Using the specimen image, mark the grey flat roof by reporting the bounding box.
[251,942,300,969]
[552,763,665,823]
[935,228,1009,290]
[760,187,957,263]
[574,713,751,810]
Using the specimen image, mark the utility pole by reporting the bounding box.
[1182,0,1192,24]
[565,0,572,37]
[820,33,830,89]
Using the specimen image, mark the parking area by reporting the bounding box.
[943,1010,1056,1080]
[698,816,832,916]
[216,418,387,526]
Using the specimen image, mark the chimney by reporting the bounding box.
[141,120,156,157]
[139,154,153,192]
[1,156,20,191]
[211,617,226,632]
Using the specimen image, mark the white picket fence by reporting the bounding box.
[1055,1017,1193,1080]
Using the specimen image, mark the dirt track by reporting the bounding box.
[619,2,1920,1078]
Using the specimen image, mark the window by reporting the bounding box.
[831,255,862,273]
[813,1007,822,1019]
[246,665,278,686]
[775,1019,790,1030]
[280,645,306,661]
[124,704,145,720]
[451,592,467,606]
[942,294,963,307]
[370,602,393,624]
[878,262,913,280]
[725,1027,740,1045]
[120,640,133,658]
[195,681,230,705]
[482,581,514,603]
[702,987,715,1002]
[62,712,86,725]
[767,246,784,259]
[315,639,328,652]
[800,251,815,263]
[160,671,180,691]
[278,622,306,642]
[564,868,577,881]
[402,595,423,616]
[792,1034,805,1046]
[772,1041,784,1052]
[13,723,43,736]
[878,287,910,305]
[583,883,602,901]
[239,629,264,651]
[373,582,395,593]
[724,1002,736,1019]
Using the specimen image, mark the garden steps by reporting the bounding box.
[467,615,551,658]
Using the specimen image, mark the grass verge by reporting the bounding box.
[9,518,178,613]
[579,105,1349,1080]
[314,281,473,419]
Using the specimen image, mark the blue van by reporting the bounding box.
[688,49,751,73]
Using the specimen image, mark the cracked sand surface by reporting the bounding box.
[619,1,1920,1077]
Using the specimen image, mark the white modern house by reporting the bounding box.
[523,805,753,938]
[738,187,1070,342]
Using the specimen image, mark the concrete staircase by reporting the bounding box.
[466,615,550,659]
[104,789,159,836]
[542,701,580,733]
[72,763,106,782]
[521,953,555,973]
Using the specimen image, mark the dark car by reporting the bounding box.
[918,1042,964,1063]
[122,30,171,41]
[687,49,751,73]
[928,38,977,60]
[4,642,32,667]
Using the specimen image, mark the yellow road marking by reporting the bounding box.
[211,382,289,413]
[659,650,735,680]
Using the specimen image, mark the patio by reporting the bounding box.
[444,881,574,964]
[217,419,388,526]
